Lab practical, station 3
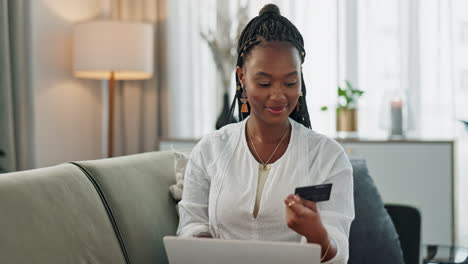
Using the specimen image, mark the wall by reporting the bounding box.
[31,0,106,168]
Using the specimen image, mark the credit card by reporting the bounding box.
[294,183,332,202]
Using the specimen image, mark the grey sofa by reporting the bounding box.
[0,151,404,264]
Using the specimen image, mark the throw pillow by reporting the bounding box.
[169,151,191,202]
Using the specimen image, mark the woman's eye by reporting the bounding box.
[258,83,270,87]
[286,82,297,87]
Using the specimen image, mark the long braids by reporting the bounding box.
[221,3,312,129]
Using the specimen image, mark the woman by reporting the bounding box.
[177,4,354,263]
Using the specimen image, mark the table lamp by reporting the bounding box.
[73,20,154,157]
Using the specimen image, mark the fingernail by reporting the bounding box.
[294,195,300,201]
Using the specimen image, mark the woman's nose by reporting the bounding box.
[269,83,287,100]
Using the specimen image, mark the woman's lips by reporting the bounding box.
[265,105,288,114]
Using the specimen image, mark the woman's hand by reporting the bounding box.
[284,194,336,261]
[284,194,327,242]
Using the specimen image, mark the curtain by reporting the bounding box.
[357,0,468,246]
[0,0,34,172]
[109,0,167,155]
[436,0,468,248]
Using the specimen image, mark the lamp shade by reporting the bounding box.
[73,20,154,80]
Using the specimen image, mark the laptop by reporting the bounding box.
[163,236,321,264]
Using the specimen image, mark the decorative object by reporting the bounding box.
[73,20,154,157]
[378,89,409,139]
[336,108,358,133]
[390,97,404,137]
[200,3,249,129]
[322,80,364,137]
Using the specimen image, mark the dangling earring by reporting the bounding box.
[240,87,249,113]
[296,92,303,112]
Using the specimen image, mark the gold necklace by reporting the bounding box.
[247,122,291,170]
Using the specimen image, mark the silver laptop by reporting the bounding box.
[163,236,321,264]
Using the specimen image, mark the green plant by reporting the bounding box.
[321,80,364,111]
[338,80,364,109]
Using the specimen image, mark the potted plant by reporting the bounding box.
[322,80,364,135]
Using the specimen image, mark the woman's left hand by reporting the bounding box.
[284,194,328,245]
[285,194,337,262]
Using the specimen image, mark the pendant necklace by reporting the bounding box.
[247,122,290,171]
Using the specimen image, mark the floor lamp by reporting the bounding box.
[73,20,154,157]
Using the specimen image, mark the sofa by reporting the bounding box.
[0,151,404,264]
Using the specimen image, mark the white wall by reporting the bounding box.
[31,0,105,168]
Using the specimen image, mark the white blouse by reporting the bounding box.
[177,118,355,264]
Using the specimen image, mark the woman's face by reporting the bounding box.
[237,41,302,126]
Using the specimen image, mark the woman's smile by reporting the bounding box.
[265,105,288,114]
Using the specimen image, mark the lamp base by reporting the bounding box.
[108,71,115,158]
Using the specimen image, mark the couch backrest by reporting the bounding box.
[73,151,179,264]
[0,152,405,264]
[0,163,127,264]
[349,159,405,264]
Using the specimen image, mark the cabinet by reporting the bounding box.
[339,139,454,245]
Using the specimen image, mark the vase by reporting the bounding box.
[215,92,237,129]
[336,108,358,138]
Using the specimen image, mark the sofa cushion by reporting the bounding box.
[348,159,405,264]
[0,164,126,264]
[73,151,179,264]
[169,151,190,202]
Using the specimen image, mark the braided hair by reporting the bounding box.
[220,3,312,129]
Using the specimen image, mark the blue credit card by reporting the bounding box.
[294,183,333,202]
